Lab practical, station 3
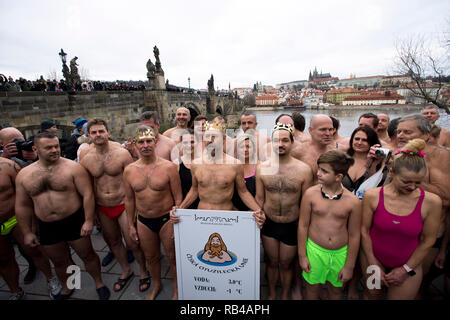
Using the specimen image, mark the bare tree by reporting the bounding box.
[46,69,59,81]
[80,67,91,81]
[443,17,450,51]
[394,32,449,114]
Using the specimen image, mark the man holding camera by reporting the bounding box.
[0,127,37,167]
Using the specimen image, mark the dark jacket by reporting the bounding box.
[61,133,81,160]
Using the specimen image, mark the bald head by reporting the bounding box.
[310,114,333,129]
[177,107,190,116]
[175,107,191,128]
[308,115,334,145]
[0,127,24,146]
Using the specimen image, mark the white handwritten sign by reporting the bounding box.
[174,209,260,300]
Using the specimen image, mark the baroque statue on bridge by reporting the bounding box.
[146,45,165,90]
[153,45,164,76]
[70,56,81,85]
[59,49,71,85]
[208,74,215,95]
[146,58,156,78]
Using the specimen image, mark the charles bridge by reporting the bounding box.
[0,46,244,141]
[0,89,243,141]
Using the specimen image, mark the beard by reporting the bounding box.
[44,152,60,162]
[206,142,216,152]
[208,244,223,258]
[273,146,287,156]
[205,142,221,158]
[177,119,187,127]
[92,137,108,146]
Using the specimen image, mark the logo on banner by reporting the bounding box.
[185,231,249,274]
[198,233,237,266]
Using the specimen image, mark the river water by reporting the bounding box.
[246,107,450,137]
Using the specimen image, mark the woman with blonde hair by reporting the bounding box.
[360,138,442,300]
[232,133,258,211]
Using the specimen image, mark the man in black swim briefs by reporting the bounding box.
[255,123,313,300]
[124,126,182,300]
[15,131,110,300]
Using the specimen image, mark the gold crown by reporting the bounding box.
[203,120,226,133]
[134,128,155,141]
[272,122,294,135]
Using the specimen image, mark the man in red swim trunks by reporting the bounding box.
[80,119,150,293]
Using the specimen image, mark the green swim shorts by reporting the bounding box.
[0,216,18,236]
[302,237,348,288]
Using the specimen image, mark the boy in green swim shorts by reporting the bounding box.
[298,150,362,299]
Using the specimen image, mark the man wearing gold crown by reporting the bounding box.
[123,125,182,300]
[125,111,176,161]
[255,122,313,300]
[171,120,266,228]
[79,119,150,294]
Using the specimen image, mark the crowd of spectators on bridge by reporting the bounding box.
[0,74,146,93]
[0,74,238,97]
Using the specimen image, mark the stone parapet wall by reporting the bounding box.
[0,91,145,141]
[0,90,244,140]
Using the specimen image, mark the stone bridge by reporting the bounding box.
[146,90,239,125]
[0,89,244,142]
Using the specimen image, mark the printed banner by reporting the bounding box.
[174,209,260,300]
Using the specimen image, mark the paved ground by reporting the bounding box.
[0,227,447,300]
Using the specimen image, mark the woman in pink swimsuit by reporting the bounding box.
[360,138,442,300]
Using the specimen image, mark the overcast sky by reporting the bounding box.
[1,0,448,89]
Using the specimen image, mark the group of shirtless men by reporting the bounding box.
[0,104,449,300]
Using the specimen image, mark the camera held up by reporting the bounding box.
[13,138,34,161]
[375,147,390,158]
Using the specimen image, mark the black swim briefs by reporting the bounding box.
[261,216,298,246]
[137,213,170,234]
[38,207,85,246]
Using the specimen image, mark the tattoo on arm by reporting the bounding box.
[0,161,19,173]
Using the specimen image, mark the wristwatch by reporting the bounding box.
[402,264,416,276]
